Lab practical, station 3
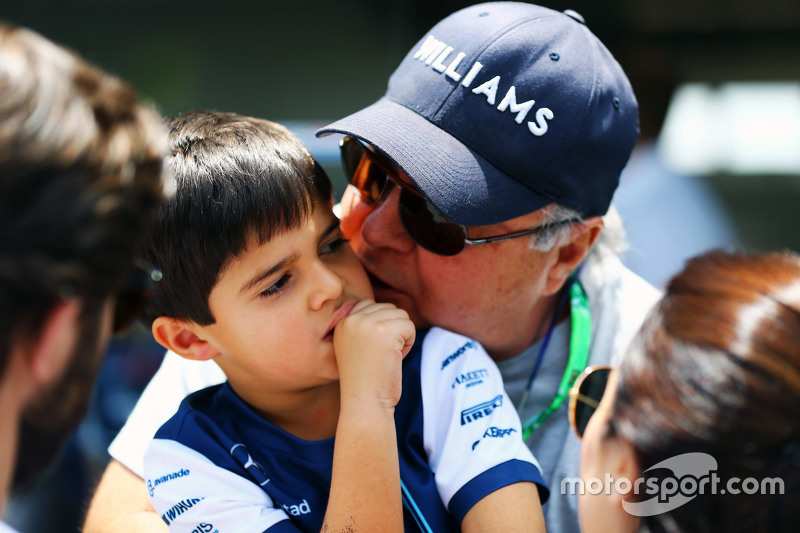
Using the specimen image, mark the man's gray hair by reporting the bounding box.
[529,203,628,262]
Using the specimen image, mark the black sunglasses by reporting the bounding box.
[568,365,612,439]
[113,262,161,334]
[340,137,578,256]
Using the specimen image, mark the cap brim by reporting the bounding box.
[316,98,553,226]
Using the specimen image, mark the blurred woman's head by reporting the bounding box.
[577,249,800,532]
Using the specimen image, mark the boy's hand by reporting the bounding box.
[333,299,415,409]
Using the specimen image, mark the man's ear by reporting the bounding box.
[151,317,220,361]
[544,217,603,296]
[25,299,82,385]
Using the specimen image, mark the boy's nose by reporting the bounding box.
[308,260,344,310]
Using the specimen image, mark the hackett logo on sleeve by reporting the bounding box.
[412,34,554,137]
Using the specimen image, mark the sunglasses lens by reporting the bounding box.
[397,189,467,256]
[341,137,362,180]
[340,137,468,256]
[573,367,611,438]
[341,138,387,205]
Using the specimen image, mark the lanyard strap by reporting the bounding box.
[401,480,434,533]
[520,274,591,441]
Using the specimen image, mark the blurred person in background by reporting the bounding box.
[611,46,738,288]
[571,249,800,532]
[0,23,165,532]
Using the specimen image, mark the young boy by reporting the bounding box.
[141,111,547,532]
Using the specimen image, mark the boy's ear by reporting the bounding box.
[544,217,603,296]
[151,317,220,361]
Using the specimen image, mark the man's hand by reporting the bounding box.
[83,460,167,533]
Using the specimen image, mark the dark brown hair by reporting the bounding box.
[612,249,800,532]
[0,24,166,376]
[140,110,333,326]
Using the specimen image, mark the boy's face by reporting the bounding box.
[194,202,373,405]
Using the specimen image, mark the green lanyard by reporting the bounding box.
[519,276,591,441]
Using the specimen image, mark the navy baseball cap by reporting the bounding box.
[317,2,639,226]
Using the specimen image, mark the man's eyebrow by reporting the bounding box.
[239,252,298,295]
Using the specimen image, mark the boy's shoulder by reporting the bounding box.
[399,326,498,420]
[155,383,224,438]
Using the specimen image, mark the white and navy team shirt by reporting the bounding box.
[144,327,548,532]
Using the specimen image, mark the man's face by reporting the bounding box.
[13,297,114,491]
[339,177,562,360]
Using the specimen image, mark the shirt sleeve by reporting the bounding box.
[109,351,227,477]
[420,327,548,521]
[144,438,299,533]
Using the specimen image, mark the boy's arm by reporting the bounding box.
[324,400,403,531]
[461,482,545,532]
[324,300,414,532]
[83,460,166,533]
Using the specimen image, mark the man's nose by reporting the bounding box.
[340,184,415,253]
[358,186,415,253]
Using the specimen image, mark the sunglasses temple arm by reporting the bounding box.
[464,218,581,246]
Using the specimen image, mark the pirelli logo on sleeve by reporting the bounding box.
[460,395,504,425]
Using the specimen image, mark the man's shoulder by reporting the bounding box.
[581,254,662,366]
[582,253,662,316]
[160,350,227,386]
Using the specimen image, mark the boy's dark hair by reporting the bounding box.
[0,24,166,377]
[143,110,333,326]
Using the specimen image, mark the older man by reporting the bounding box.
[84,4,659,532]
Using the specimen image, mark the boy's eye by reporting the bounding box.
[260,273,291,298]
[321,237,349,255]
